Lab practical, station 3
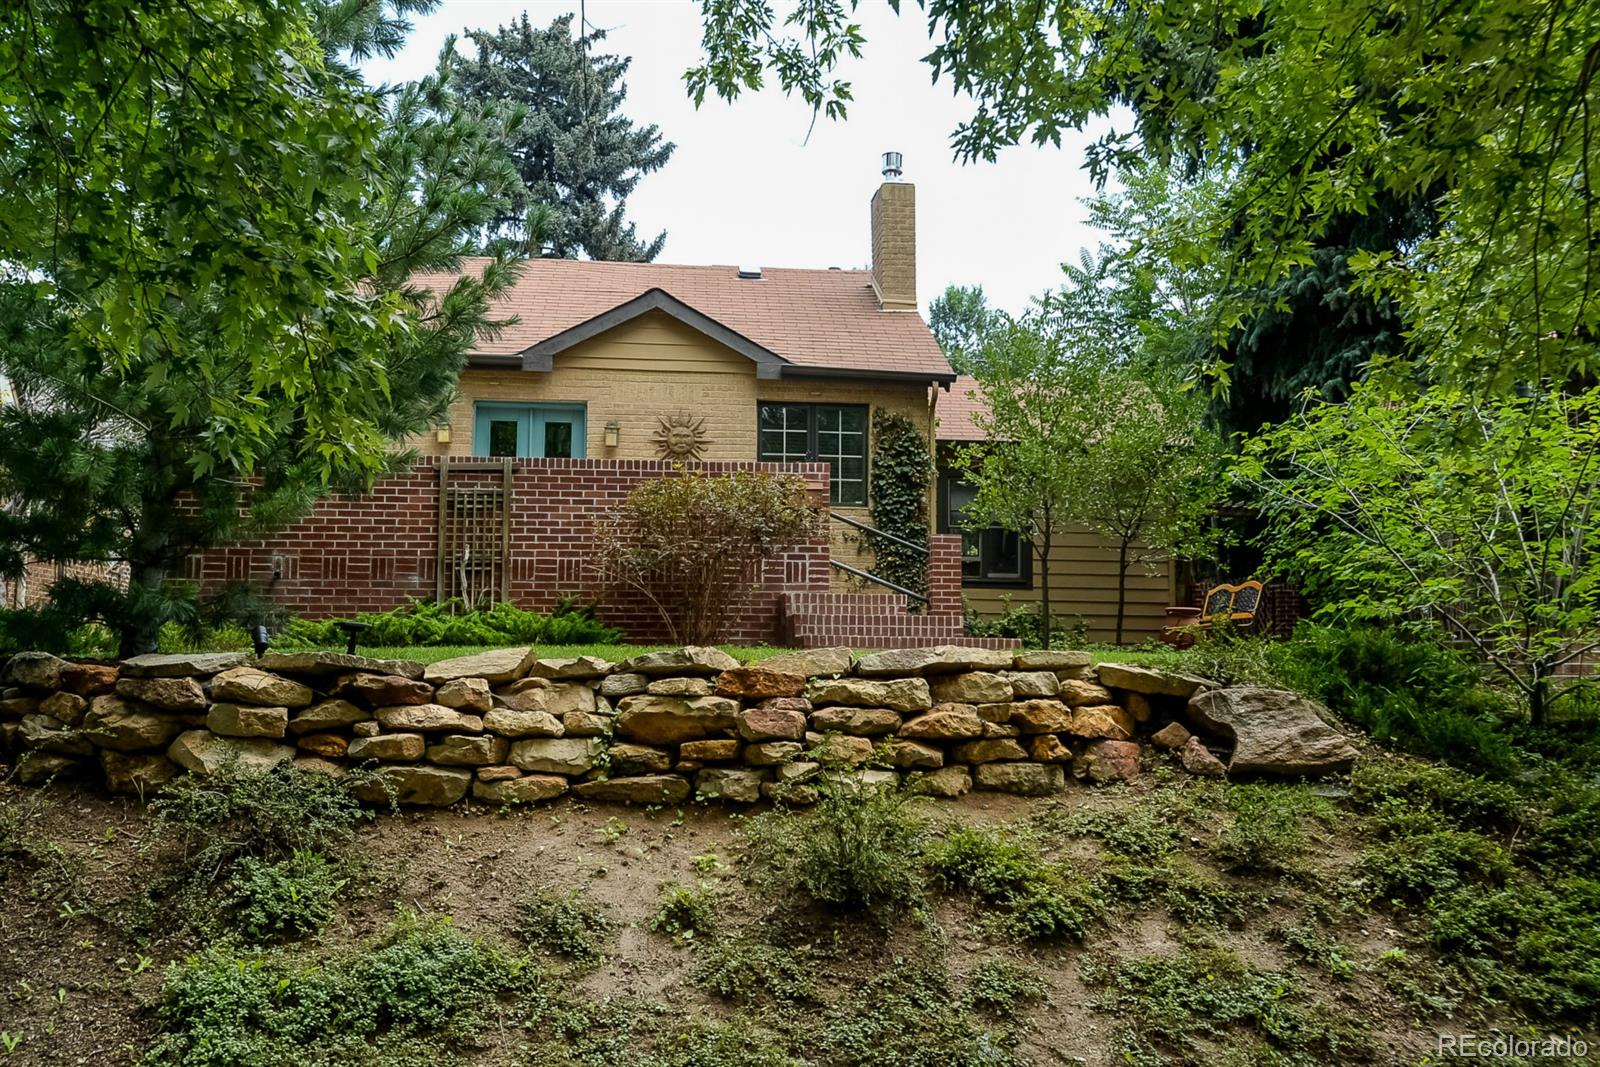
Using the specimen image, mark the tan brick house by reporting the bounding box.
[184,163,1167,645]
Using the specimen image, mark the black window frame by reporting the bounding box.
[756,402,870,507]
[937,475,1033,587]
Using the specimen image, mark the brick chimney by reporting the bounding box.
[870,152,916,311]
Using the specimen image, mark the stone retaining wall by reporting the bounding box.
[0,646,1360,805]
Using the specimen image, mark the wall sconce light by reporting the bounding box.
[604,420,620,448]
[435,427,452,444]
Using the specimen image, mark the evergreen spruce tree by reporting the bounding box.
[451,13,675,261]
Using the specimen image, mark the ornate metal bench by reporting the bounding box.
[1160,580,1265,648]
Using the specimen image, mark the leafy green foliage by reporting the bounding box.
[593,468,817,644]
[451,13,674,261]
[928,826,1102,941]
[144,915,521,1067]
[150,762,375,873]
[1081,947,1367,1066]
[692,935,817,1005]
[817,957,1029,1067]
[956,319,1222,645]
[276,598,618,650]
[743,775,928,919]
[517,888,612,967]
[650,882,720,944]
[1238,374,1600,724]
[1213,785,1333,877]
[962,958,1048,1019]
[927,284,1004,374]
[0,0,522,654]
[866,410,933,597]
[1276,624,1517,772]
[227,850,348,943]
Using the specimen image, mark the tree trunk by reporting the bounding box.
[1037,531,1053,649]
[119,503,174,658]
[1529,661,1551,727]
[1115,538,1130,646]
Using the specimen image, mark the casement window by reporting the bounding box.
[938,476,1031,586]
[473,403,587,459]
[756,402,868,506]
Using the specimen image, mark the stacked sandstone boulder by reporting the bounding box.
[0,644,1359,806]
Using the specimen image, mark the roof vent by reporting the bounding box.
[881,150,903,180]
[737,266,762,280]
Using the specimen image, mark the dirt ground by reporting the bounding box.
[0,776,1579,1067]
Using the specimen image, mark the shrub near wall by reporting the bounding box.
[0,645,1360,804]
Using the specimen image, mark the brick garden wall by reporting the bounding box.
[182,459,835,644]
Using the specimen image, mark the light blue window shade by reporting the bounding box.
[472,403,586,458]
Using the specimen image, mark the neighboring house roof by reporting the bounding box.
[937,375,988,441]
[409,257,955,383]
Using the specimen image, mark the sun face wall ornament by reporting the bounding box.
[653,412,710,461]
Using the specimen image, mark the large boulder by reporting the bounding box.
[167,730,295,775]
[1077,739,1142,783]
[736,705,807,742]
[482,706,566,739]
[115,676,208,713]
[809,707,901,736]
[82,695,184,751]
[509,737,604,775]
[598,673,649,698]
[715,667,806,700]
[256,652,424,679]
[18,714,94,756]
[910,764,972,797]
[973,762,1064,795]
[38,691,88,726]
[614,695,738,745]
[346,733,425,761]
[60,662,119,696]
[898,705,986,740]
[805,677,931,713]
[336,674,434,707]
[121,652,244,678]
[1066,704,1135,741]
[759,646,852,678]
[4,651,66,690]
[696,767,766,803]
[423,647,536,685]
[207,703,290,739]
[885,739,943,769]
[473,774,569,804]
[1012,650,1092,671]
[353,765,470,807]
[100,750,181,795]
[1001,671,1060,698]
[929,672,1013,704]
[496,682,595,717]
[621,646,739,676]
[1008,699,1075,734]
[435,677,492,713]
[375,704,483,733]
[855,645,1013,676]
[426,734,510,767]
[528,655,615,680]
[1187,688,1358,776]
[608,742,673,775]
[1096,663,1213,699]
[210,667,313,708]
[288,699,371,735]
[572,775,692,804]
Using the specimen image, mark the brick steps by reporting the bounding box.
[779,592,1019,650]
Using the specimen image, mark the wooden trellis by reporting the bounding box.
[435,460,513,609]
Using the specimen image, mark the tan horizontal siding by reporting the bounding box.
[961,524,1173,644]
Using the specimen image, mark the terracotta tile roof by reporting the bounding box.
[410,257,954,381]
[936,375,989,441]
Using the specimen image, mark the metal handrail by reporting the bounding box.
[829,511,927,555]
[829,558,929,603]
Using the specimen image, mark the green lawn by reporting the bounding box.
[296,642,798,666]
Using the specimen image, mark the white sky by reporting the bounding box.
[365,0,1114,316]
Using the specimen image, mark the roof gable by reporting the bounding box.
[519,289,789,380]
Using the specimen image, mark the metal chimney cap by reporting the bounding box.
[881,151,903,180]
